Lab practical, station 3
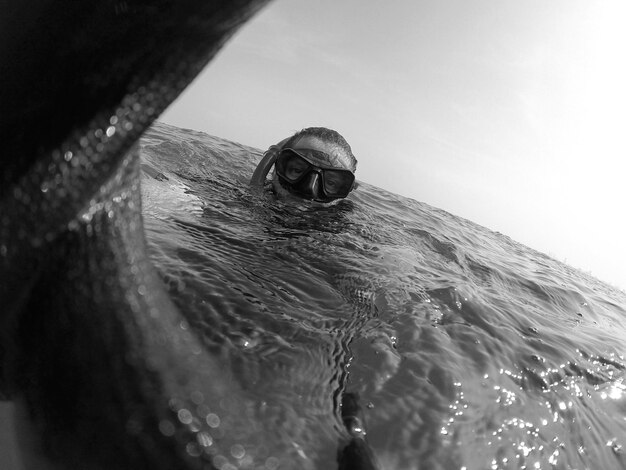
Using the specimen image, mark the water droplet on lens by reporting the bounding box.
[178,408,193,425]
[230,444,245,459]
[191,391,204,405]
[186,442,201,457]
[265,456,279,470]
[206,413,220,428]
[197,432,213,447]
[158,419,175,436]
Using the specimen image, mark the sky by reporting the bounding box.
[162,0,626,290]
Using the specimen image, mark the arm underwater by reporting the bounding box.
[0,1,379,469]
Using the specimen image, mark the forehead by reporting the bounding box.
[292,136,351,169]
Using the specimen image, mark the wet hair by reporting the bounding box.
[284,127,358,172]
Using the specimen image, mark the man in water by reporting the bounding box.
[250,127,358,203]
[251,128,381,469]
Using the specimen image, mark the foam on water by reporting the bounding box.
[140,121,626,470]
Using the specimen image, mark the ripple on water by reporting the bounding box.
[140,122,626,469]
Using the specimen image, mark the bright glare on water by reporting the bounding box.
[140,122,626,470]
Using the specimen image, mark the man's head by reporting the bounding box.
[270,127,357,203]
[280,127,357,172]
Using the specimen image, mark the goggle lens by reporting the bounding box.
[275,149,355,198]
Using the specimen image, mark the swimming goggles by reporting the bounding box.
[274,148,355,199]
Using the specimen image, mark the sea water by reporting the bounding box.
[140,121,626,470]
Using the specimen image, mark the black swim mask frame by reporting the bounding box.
[275,148,355,202]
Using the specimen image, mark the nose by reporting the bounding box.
[302,170,322,199]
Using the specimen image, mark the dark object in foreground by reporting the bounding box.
[338,393,381,470]
[0,1,386,469]
[1,1,271,469]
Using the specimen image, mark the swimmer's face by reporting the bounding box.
[272,136,353,202]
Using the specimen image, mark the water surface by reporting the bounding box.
[140,121,626,470]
